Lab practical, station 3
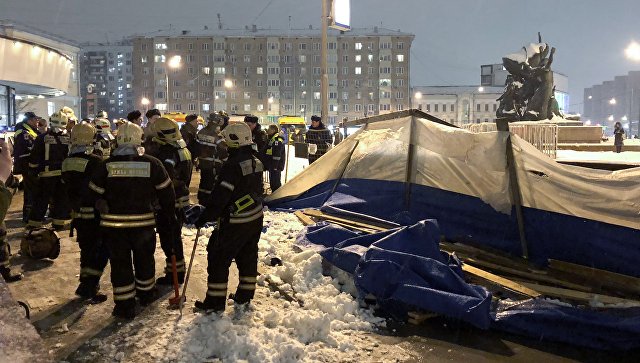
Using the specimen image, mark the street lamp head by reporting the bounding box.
[622,115,628,121]
[608,115,614,121]
[414,91,422,99]
[268,96,274,104]
[588,95,592,100]
[224,79,233,88]
[168,55,182,69]
[477,86,484,93]
[141,97,150,106]
[609,98,617,105]
[625,41,640,62]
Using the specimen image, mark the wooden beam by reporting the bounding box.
[440,242,538,273]
[294,210,316,226]
[461,263,541,298]
[462,257,592,292]
[548,259,640,296]
[302,209,391,232]
[516,281,640,306]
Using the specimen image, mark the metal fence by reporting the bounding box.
[462,122,558,159]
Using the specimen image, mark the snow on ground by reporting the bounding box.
[75,211,410,363]
[556,149,640,163]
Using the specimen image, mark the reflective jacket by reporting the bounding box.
[28,130,70,177]
[196,125,227,173]
[200,146,264,225]
[88,151,175,228]
[263,133,285,171]
[148,140,193,209]
[62,151,103,219]
[12,122,40,175]
[94,132,116,160]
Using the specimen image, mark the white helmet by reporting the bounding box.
[49,112,69,131]
[116,122,144,146]
[94,118,111,134]
[222,122,253,148]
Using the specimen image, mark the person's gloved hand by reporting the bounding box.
[184,204,205,225]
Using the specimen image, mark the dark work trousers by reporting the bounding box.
[102,227,156,305]
[615,145,623,153]
[269,170,282,192]
[206,216,263,306]
[198,167,215,205]
[0,223,9,269]
[28,176,70,229]
[75,219,109,287]
[155,209,186,276]
[22,172,38,223]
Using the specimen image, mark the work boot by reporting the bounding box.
[228,292,251,305]
[156,272,185,285]
[194,297,225,313]
[75,282,107,303]
[137,287,159,307]
[112,299,136,319]
[0,267,23,283]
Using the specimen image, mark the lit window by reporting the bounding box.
[396,54,404,62]
[355,67,362,75]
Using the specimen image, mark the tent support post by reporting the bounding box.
[404,116,416,210]
[497,119,529,259]
[327,124,368,200]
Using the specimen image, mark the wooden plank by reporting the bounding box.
[461,263,541,298]
[516,281,640,306]
[319,219,378,234]
[302,209,390,232]
[461,257,592,292]
[548,259,640,296]
[441,242,539,273]
[294,210,316,226]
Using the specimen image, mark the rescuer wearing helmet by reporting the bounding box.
[13,112,42,222]
[263,124,286,192]
[147,117,192,285]
[89,122,176,319]
[26,111,71,230]
[181,114,201,158]
[93,117,115,159]
[62,122,109,301]
[195,113,228,204]
[195,122,264,313]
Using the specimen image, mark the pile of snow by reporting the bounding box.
[78,211,409,363]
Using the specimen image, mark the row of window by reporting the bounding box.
[142,53,405,65]
[147,41,406,52]
[148,89,406,101]
[150,102,406,114]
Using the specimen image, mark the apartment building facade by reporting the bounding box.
[411,86,504,126]
[132,26,413,125]
[583,71,640,136]
[79,41,134,119]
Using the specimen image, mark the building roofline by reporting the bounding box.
[0,19,79,47]
[130,26,414,39]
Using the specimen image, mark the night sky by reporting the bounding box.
[4,0,640,113]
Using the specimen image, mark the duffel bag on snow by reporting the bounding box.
[20,227,61,260]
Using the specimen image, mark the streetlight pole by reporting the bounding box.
[320,0,329,121]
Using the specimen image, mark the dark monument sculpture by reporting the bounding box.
[497,33,565,122]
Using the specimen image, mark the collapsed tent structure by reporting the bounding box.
[266,109,640,349]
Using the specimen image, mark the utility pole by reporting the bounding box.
[321,0,329,121]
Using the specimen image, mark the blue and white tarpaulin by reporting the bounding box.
[268,112,640,349]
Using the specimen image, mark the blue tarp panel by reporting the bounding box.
[295,218,640,350]
[299,220,493,329]
[271,178,640,277]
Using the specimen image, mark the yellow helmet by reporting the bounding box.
[94,117,111,133]
[154,117,182,142]
[222,122,252,148]
[116,122,144,146]
[70,122,96,146]
[60,106,78,121]
[49,112,69,130]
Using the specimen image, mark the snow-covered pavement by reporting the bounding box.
[62,211,412,363]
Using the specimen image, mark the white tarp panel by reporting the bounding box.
[513,135,640,230]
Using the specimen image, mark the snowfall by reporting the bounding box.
[63,212,410,363]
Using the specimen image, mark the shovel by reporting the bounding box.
[177,227,202,316]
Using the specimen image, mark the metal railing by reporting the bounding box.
[462,122,558,158]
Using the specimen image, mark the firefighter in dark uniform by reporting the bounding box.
[181,114,200,158]
[93,117,115,160]
[12,112,42,222]
[1,138,23,282]
[243,115,267,156]
[62,122,109,299]
[148,117,192,284]
[89,122,176,319]
[26,112,71,230]
[263,124,286,192]
[195,113,228,204]
[195,122,264,312]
